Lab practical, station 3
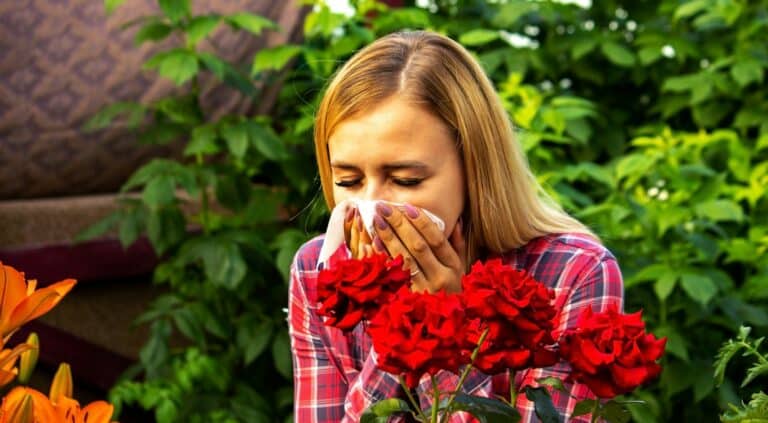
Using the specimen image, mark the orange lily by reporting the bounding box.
[54,396,116,423]
[0,387,57,423]
[0,263,76,340]
[0,343,34,388]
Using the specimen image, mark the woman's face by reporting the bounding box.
[327,97,466,236]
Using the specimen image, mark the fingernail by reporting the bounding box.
[376,202,392,217]
[345,208,354,222]
[373,236,385,251]
[356,215,363,231]
[374,214,388,230]
[404,204,419,219]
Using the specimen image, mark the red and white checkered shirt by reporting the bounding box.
[289,233,624,422]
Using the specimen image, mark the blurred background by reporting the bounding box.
[0,0,765,421]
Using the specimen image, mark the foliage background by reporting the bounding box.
[87,0,767,421]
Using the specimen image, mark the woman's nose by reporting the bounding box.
[362,181,389,202]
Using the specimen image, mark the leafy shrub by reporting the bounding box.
[86,0,767,421]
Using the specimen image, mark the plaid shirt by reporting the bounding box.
[289,233,624,422]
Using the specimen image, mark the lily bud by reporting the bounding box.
[49,363,73,403]
[18,333,39,384]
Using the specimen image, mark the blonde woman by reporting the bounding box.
[289,30,623,422]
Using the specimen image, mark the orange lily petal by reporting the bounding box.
[5,391,34,423]
[3,279,76,338]
[50,363,73,404]
[0,368,18,387]
[54,396,82,423]
[0,387,56,423]
[0,265,28,330]
[81,401,114,423]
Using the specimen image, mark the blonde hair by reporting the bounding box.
[314,30,595,264]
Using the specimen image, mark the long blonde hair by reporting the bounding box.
[314,30,594,264]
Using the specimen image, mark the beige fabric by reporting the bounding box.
[0,0,305,199]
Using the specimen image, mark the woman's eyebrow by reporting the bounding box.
[381,161,428,171]
[330,161,429,171]
[329,161,359,170]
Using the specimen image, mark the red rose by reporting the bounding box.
[559,304,667,398]
[368,287,473,388]
[461,259,559,374]
[317,252,410,330]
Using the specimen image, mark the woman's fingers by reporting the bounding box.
[402,204,463,271]
[374,202,460,293]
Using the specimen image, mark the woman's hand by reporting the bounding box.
[372,202,466,293]
[344,207,375,259]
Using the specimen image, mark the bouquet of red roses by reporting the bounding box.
[316,251,666,423]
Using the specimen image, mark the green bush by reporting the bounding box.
[85,0,766,421]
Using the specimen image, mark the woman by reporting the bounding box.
[289,30,623,422]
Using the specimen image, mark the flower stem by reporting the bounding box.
[431,376,440,423]
[439,328,490,423]
[400,375,429,422]
[508,369,517,406]
[590,399,600,423]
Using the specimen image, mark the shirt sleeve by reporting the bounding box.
[289,258,404,422]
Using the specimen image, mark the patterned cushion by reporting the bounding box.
[0,0,305,199]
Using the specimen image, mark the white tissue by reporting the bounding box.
[316,199,445,268]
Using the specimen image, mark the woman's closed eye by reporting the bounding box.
[334,179,360,187]
[393,177,423,187]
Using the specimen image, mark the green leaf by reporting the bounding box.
[105,0,126,15]
[184,124,219,156]
[447,393,521,423]
[654,326,689,362]
[247,121,287,160]
[459,29,500,47]
[119,206,144,247]
[135,21,174,45]
[680,272,718,306]
[185,15,221,45]
[572,399,597,417]
[615,154,655,183]
[653,273,677,301]
[221,122,250,159]
[202,241,247,289]
[75,211,120,242]
[361,399,412,423]
[272,229,310,282]
[173,306,206,344]
[83,102,145,131]
[601,41,636,67]
[523,387,561,423]
[694,200,745,222]
[674,0,708,20]
[198,53,257,96]
[142,175,176,208]
[638,47,662,65]
[743,361,768,387]
[731,59,764,87]
[600,400,632,423]
[237,318,273,365]
[154,96,201,124]
[227,12,277,35]
[535,377,567,393]
[144,49,199,86]
[272,331,292,379]
[158,0,189,22]
[251,45,303,73]
[491,2,537,27]
[146,207,186,254]
[571,36,599,60]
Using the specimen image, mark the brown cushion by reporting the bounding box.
[0,0,305,199]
